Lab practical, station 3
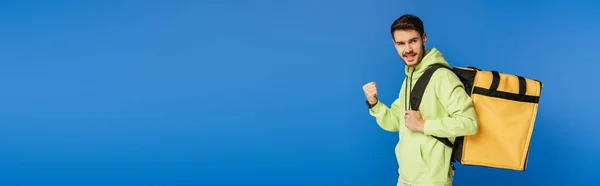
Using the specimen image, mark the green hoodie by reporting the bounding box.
[369,48,478,186]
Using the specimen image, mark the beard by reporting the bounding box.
[402,45,426,67]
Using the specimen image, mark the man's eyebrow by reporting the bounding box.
[395,37,419,44]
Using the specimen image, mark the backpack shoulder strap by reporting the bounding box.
[409,64,455,148]
[409,64,451,110]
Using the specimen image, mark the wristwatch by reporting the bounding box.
[366,100,377,109]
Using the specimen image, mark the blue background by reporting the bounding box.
[0,0,598,185]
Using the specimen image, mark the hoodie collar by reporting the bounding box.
[404,48,450,78]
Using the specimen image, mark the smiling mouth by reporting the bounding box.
[404,53,417,61]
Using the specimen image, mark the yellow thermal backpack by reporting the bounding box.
[410,64,543,171]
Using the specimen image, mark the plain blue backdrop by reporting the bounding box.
[0,0,598,185]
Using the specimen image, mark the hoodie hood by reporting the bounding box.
[402,48,451,111]
[404,48,450,78]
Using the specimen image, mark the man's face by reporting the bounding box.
[393,29,427,68]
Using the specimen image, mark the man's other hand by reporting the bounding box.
[405,110,425,132]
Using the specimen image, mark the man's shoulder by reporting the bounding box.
[429,66,464,89]
[430,65,458,80]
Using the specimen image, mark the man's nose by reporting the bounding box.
[405,44,413,53]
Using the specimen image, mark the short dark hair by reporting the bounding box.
[390,14,425,39]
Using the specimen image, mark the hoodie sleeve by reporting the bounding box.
[369,98,402,132]
[423,69,479,137]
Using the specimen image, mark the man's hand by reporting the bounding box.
[362,81,378,105]
[405,110,425,132]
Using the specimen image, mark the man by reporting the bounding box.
[362,14,479,186]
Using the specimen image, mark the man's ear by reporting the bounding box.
[422,32,427,45]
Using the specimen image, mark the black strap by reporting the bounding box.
[467,66,481,71]
[410,64,449,110]
[433,136,454,148]
[408,64,455,148]
[490,71,500,91]
[491,71,527,95]
[518,76,527,95]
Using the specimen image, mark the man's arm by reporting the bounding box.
[423,69,478,137]
[369,99,402,132]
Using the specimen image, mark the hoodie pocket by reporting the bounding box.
[398,143,431,181]
[418,145,431,170]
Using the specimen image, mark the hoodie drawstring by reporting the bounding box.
[405,70,415,111]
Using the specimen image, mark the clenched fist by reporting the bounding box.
[362,81,378,105]
[405,110,425,132]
